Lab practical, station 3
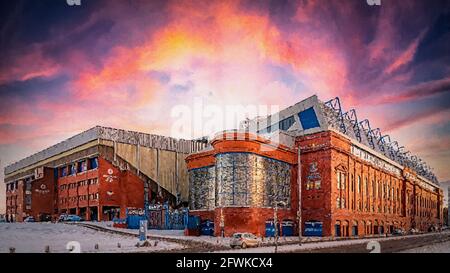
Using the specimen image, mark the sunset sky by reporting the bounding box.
[0,0,449,213]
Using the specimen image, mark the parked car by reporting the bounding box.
[65,215,83,222]
[391,228,406,236]
[408,228,419,235]
[58,214,68,222]
[428,225,437,232]
[58,214,83,222]
[39,214,52,222]
[230,233,261,249]
[24,216,35,222]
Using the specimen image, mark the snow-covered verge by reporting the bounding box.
[0,223,184,253]
[86,221,233,246]
[86,221,320,247]
[214,231,450,253]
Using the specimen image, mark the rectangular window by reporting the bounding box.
[61,167,67,177]
[89,157,98,170]
[279,116,295,131]
[337,172,341,189]
[365,178,368,195]
[357,176,361,193]
[69,164,76,175]
[78,160,87,173]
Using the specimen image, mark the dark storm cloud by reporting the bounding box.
[0,0,449,183]
[0,74,70,100]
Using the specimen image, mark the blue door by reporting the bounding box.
[305,221,323,237]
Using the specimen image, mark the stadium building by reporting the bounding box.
[186,95,444,237]
[4,95,444,238]
[4,126,206,222]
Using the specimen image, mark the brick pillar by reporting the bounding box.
[98,205,102,221]
[120,205,126,219]
[86,207,90,221]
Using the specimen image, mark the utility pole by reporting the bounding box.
[144,179,149,221]
[274,201,278,253]
[274,200,286,253]
[297,146,302,245]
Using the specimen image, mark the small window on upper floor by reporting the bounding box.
[78,160,87,173]
[69,164,76,175]
[89,157,98,170]
[61,167,67,177]
[279,116,295,131]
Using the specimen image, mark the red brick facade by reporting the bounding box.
[57,157,144,221]
[188,130,444,237]
[6,154,145,222]
[299,131,444,237]
[187,132,299,237]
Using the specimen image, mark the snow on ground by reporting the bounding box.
[88,221,319,246]
[87,221,233,245]
[8,221,446,253]
[0,222,184,253]
[399,241,450,253]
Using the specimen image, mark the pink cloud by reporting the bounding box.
[374,77,450,105]
[384,30,427,75]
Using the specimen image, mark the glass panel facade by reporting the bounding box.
[189,166,216,210]
[189,153,291,210]
[279,116,295,131]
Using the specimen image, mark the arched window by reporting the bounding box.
[352,220,358,236]
[335,220,341,237]
[342,220,350,237]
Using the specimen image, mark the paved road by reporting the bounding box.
[290,232,450,253]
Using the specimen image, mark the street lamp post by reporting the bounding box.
[274,202,278,253]
[297,146,302,245]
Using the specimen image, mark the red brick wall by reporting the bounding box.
[57,168,99,216]
[297,130,443,236]
[190,210,215,222]
[120,170,145,217]
[186,132,297,169]
[30,167,56,219]
[98,157,144,219]
[191,207,297,237]
[16,180,24,221]
[54,157,145,220]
